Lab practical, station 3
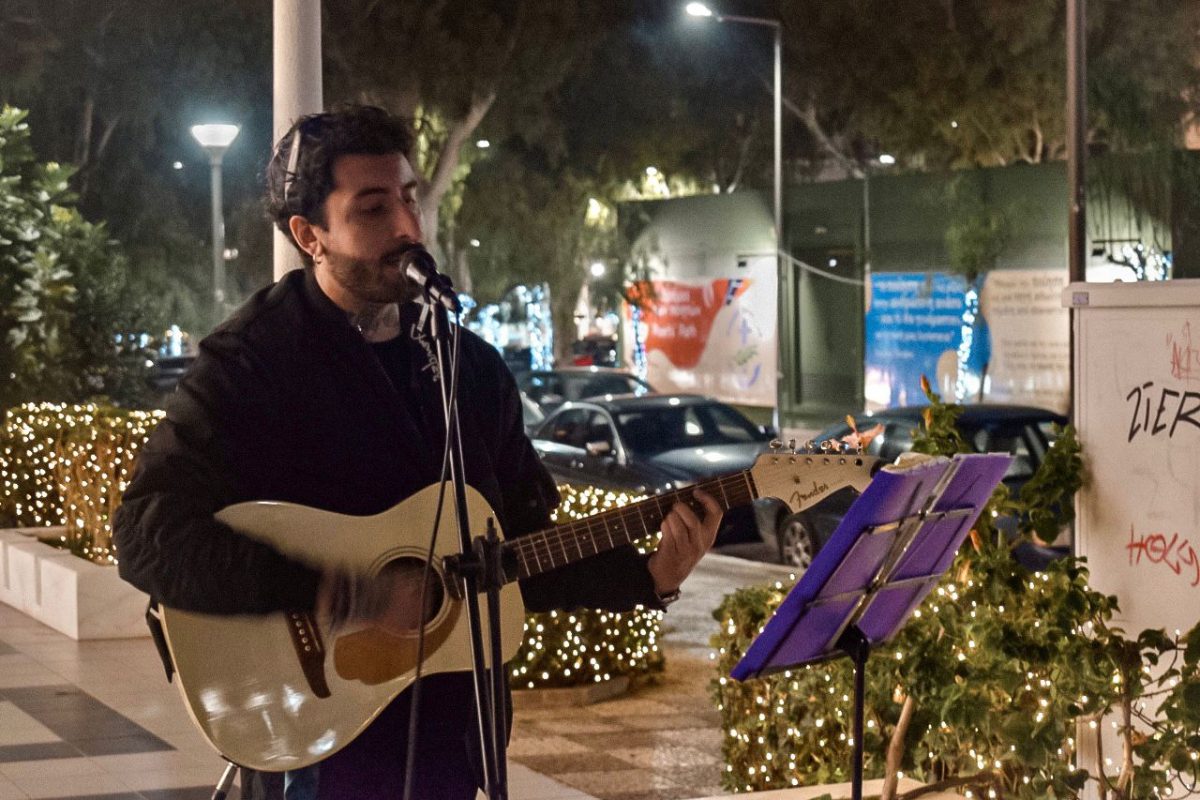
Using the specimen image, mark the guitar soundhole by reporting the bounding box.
[378,557,446,628]
[334,557,459,685]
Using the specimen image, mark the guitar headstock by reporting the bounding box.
[750,442,881,513]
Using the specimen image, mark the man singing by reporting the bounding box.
[114,105,720,799]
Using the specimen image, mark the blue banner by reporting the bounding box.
[864,272,987,409]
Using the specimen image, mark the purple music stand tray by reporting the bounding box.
[731,453,1013,800]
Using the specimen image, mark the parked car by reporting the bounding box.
[777,404,1070,571]
[517,367,654,413]
[529,394,780,549]
[148,354,197,395]
[520,392,544,434]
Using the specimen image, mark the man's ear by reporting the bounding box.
[288,215,324,261]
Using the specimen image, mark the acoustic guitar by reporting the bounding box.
[159,450,880,771]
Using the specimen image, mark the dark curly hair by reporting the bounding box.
[265,105,415,262]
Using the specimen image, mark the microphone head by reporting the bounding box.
[397,243,437,275]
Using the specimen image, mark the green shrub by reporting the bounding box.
[710,380,1200,799]
[1,412,663,686]
[514,484,665,689]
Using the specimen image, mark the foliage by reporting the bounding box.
[942,174,1015,283]
[710,381,1129,798]
[0,403,163,562]
[0,407,662,685]
[778,0,1200,171]
[0,107,161,409]
[514,483,665,688]
[0,0,266,325]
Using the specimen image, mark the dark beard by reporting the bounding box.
[327,253,421,305]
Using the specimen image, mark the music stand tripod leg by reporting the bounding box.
[837,625,870,800]
[210,761,238,800]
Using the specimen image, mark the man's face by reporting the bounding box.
[306,152,424,310]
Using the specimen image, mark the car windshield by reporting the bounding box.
[616,403,763,456]
[563,373,650,401]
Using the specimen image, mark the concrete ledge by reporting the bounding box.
[0,528,149,640]
[687,777,955,800]
[513,675,631,708]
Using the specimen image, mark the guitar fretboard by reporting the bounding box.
[506,471,759,581]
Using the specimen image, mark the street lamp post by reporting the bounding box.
[686,2,784,431]
[191,123,241,325]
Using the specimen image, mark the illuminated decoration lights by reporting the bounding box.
[514,483,664,689]
[463,284,553,370]
[955,281,981,403]
[2,411,662,689]
[1111,241,1172,282]
[0,403,164,565]
[523,283,553,370]
[629,305,648,381]
[711,559,1200,796]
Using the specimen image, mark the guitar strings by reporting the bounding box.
[507,471,756,579]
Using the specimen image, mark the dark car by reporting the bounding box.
[778,404,1069,571]
[520,392,544,435]
[529,394,779,548]
[517,367,654,414]
[148,354,197,395]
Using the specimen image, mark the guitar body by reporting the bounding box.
[159,484,526,772]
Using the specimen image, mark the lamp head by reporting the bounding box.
[191,124,240,156]
[686,2,714,17]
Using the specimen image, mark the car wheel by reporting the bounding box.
[778,515,818,571]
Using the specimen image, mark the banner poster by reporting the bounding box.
[864,269,1069,414]
[624,260,778,408]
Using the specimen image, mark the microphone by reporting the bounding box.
[398,245,461,313]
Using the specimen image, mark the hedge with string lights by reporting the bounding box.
[710,379,1199,799]
[0,405,663,688]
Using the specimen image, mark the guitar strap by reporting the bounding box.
[144,600,176,683]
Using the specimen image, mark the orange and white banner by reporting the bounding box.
[624,255,777,407]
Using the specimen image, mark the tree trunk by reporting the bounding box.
[881,694,916,800]
[417,89,496,263]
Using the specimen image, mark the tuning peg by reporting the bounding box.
[819,439,835,452]
[803,439,817,454]
[769,439,784,451]
[787,438,797,453]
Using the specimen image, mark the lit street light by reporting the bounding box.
[190,123,240,325]
[686,2,784,429]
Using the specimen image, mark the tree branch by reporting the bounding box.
[896,770,997,800]
[780,90,864,178]
[882,694,916,800]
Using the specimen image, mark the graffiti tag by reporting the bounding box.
[1126,524,1200,588]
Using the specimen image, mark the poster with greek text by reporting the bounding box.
[625,258,777,408]
[864,269,1069,414]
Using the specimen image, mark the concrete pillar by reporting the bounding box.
[273,0,323,280]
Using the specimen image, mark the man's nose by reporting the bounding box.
[392,202,423,241]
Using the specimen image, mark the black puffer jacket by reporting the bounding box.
[114,267,660,796]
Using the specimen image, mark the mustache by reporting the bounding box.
[381,241,423,266]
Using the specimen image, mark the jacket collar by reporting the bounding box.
[298,268,444,484]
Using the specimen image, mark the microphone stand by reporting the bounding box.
[425,293,510,800]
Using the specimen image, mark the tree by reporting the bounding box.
[0,106,163,408]
[0,0,274,329]
[323,0,621,294]
[777,0,1200,171]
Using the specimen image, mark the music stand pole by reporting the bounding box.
[837,626,870,800]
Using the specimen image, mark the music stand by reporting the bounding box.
[731,453,1013,800]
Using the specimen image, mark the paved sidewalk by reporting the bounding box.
[0,603,591,800]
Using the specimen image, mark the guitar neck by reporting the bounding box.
[506,471,759,582]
